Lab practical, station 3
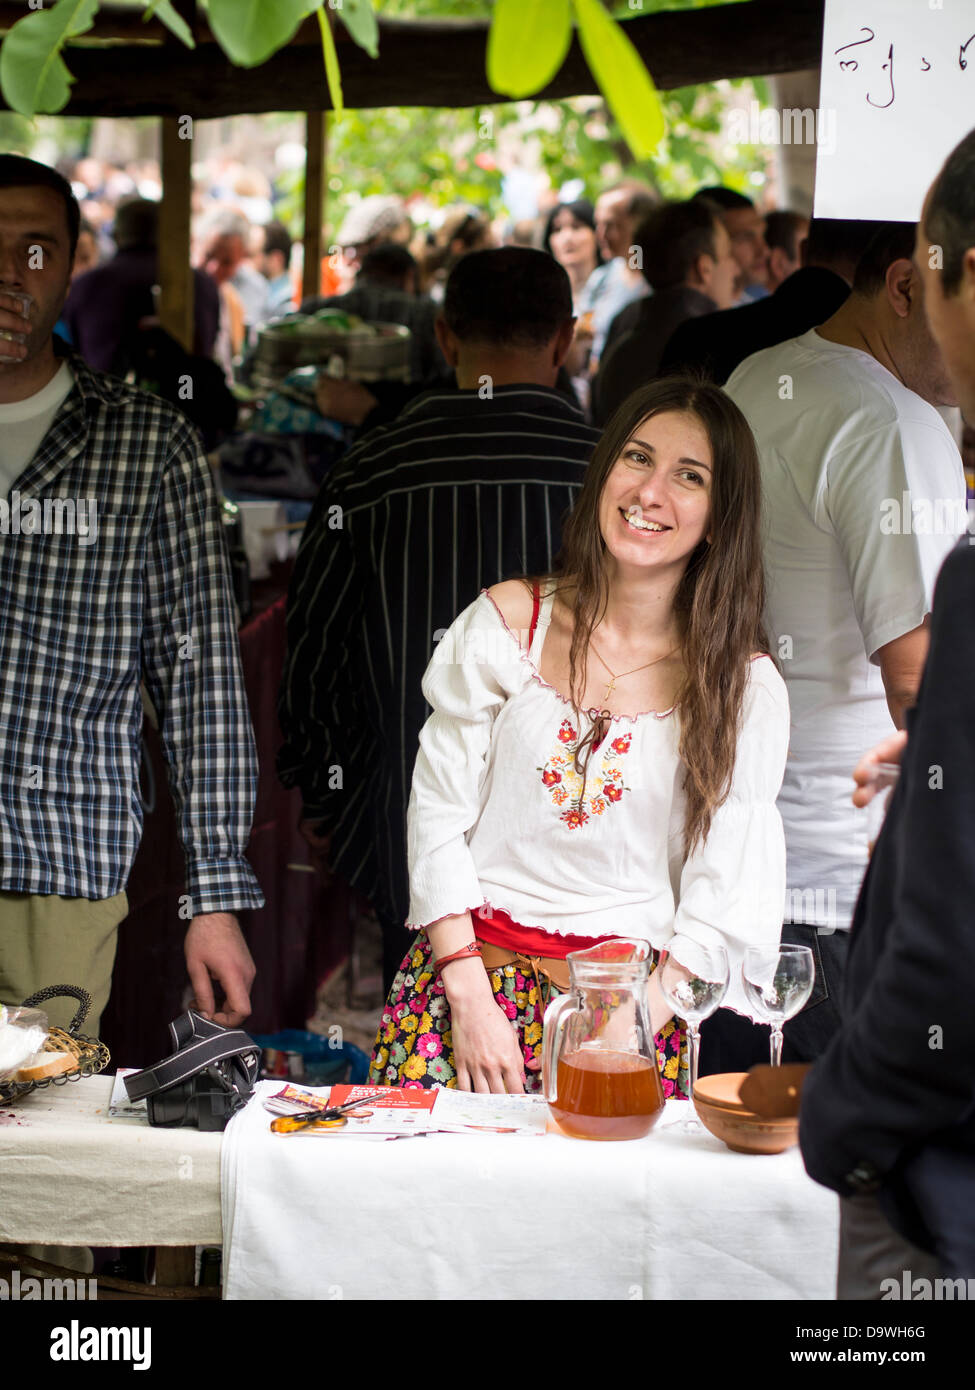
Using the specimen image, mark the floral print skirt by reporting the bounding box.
[368,932,689,1098]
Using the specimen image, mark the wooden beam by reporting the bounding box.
[302,110,326,305]
[158,118,193,351]
[0,2,825,118]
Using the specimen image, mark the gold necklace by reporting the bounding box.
[588,635,679,704]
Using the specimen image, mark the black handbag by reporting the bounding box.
[123,1010,260,1131]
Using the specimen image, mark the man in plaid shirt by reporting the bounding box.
[0,155,263,1036]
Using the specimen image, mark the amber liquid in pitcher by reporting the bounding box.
[549,1048,664,1141]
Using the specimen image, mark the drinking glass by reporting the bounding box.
[742,945,815,1066]
[657,946,729,1132]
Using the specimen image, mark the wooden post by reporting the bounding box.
[158,117,194,350]
[302,109,326,305]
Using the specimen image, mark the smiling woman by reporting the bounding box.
[369,377,792,1103]
[558,378,769,853]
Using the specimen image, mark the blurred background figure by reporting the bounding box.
[542,198,601,312]
[198,207,271,335]
[693,185,769,302]
[765,209,810,292]
[250,219,295,317]
[505,217,541,248]
[61,196,219,374]
[227,165,273,227]
[581,180,658,366]
[71,218,100,279]
[416,206,494,302]
[659,216,877,385]
[542,197,602,409]
[335,194,413,284]
[593,197,738,423]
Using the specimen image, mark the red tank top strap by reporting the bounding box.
[527,582,542,649]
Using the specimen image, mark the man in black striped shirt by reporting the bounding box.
[278,249,600,990]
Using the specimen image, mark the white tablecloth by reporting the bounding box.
[222,1082,839,1300]
[0,1075,222,1246]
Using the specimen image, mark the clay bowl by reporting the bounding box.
[693,1072,799,1155]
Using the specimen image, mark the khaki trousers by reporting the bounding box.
[0,890,128,1275]
[0,890,128,1038]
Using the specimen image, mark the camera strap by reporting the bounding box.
[124,1010,260,1102]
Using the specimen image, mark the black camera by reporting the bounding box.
[124,1011,260,1131]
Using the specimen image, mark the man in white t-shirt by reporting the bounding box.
[705,221,965,1072]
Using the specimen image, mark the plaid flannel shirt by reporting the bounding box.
[0,342,264,914]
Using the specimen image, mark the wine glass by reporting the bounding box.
[657,946,729,1132]
[742,945,815,1066]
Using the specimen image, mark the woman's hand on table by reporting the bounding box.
[427,912,540,1093]
[447,974,538,1094]
[852,728,908,807]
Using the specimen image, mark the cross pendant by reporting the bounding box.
[604,679,615,702]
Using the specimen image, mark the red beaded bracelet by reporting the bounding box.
[433,942,483,973]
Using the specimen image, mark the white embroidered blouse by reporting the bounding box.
[406,588,790,1017]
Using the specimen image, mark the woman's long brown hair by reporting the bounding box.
[545,376,769,856]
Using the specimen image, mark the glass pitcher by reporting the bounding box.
[542,938,665,1140]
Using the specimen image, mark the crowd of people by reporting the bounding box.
[0,119,974,1300]
[42,152,828,431]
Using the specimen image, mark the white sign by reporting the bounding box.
[814,0,975,221]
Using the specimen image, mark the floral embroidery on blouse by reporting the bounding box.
[537,720,632,828]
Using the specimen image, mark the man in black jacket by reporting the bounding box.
[658,218,882,385]
[799,128,975,1296]
[592,199,737,424]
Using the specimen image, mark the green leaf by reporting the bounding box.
[144,0,196,49]
[571,0,665,159]
[317,6,344,116]
[486,0,571,99]
[335,0,379,60]
[204,0,309,68]
[0,0,99,118]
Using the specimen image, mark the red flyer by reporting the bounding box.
[323,1084,437,1111]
